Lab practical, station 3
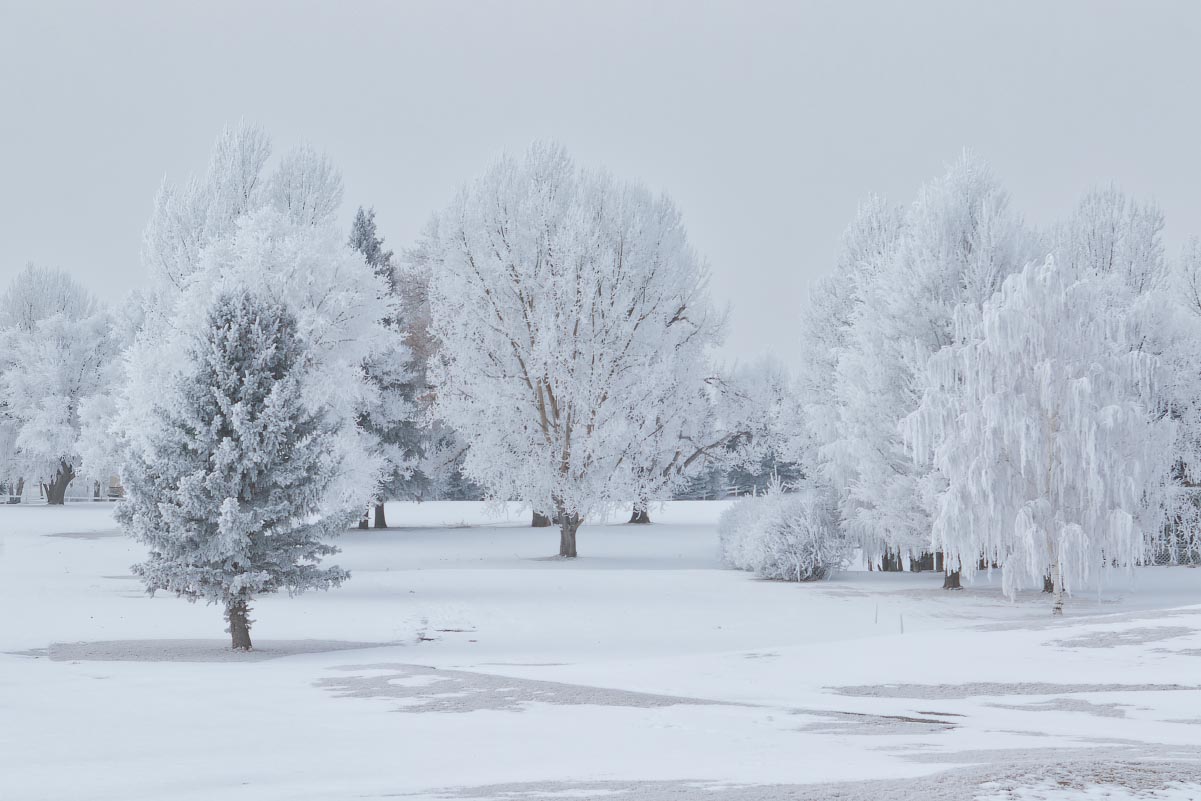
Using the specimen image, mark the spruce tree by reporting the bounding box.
[349,207,425,527]
[349,207,396,293]
[119,289,349,650]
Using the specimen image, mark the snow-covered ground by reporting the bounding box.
[4,501,1201,800]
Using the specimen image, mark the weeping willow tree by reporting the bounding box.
[905,256,1174,614]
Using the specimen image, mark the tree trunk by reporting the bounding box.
[226,599,253,650]
[358,507,369,529]
[628,504,651,524]
[1049,562,1065,615]
[943,569,961,590]
[45,462,74,505]
[558,512,580,558]
[373,502,387,529]
[1043,574,1054,593]
[911,552,935,572]
[531,511,552,527]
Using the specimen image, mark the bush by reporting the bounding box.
[718,482,851,581]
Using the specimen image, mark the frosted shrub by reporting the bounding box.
[717,491,769,571]
[719,483,851,581]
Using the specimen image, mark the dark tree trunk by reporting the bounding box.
[881,551,903,572]
[943,569,962,590]
[532,511,552,527]
[1043,574,1054,593]
[45,463,74,505]
[911,552,936,572]
[628,505,651,524]
[358,507,369,529]
[373,502,387,529]
[558,512,580,558]
[226,599,252,650]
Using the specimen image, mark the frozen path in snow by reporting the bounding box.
[3,501,1201,800]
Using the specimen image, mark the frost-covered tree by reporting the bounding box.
[268,146,344,227]
[142,123,272,294]
[421,143,720,556]
[1152,235,1201,564]
[1048,187,1201,568]
[0,265,117,502]
[718,359,805,491]
[799,196,904,494]
[120,290,349,649]
[397,228,481,505]
[349,207,396,289]
[349,207,423,528]
[621,349,734,525]
[616,356,807,523]
[76,292,146,485]
[1052,186,1166,296]
[116,123,397,528]
[821,153,1036,571]
[905,256,1174,613]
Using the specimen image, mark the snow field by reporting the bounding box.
[3,501,1201,800]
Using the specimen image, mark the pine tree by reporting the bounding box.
[119,290,350,650]
[349,207,423,528]
[349,207,395,291]
[131,124,394,526]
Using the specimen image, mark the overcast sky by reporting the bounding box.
[2,1,1199,366]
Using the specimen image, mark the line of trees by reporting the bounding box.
[779,152,1201,612]
[9,128,1195,640]
[0,125,784,647]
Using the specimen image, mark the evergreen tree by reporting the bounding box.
[349,207,424,527]
[349,207,396,291]
[119,290,349,649]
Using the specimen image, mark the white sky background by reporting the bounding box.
[2,0,1199,367]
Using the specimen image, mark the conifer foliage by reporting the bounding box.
[349,207,423,527]
[119,290,349,650]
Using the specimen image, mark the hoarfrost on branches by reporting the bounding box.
[119,290,349,649]
[808,153,1036,566]
[718,478,851,582]
[0,265,118,502]
[115,122,403,523]
[904,256,1175,612]
[419,143,720,556]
